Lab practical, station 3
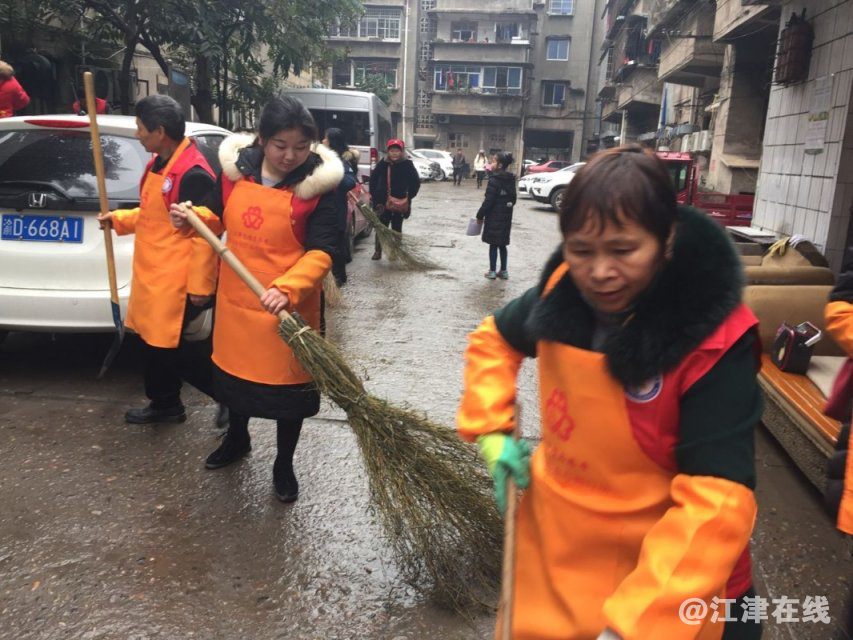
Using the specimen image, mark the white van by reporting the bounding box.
[279,88,394,182]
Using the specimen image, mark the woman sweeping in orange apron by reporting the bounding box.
[169,96,342,502]
[458,147,763,639]
[823,259,853,639]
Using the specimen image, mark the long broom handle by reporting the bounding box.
[499,406,521,639]
[182,207,294,323]
[83,72,120,306]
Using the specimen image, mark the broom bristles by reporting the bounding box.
[356,201,442,271]
[322,271,343,307]
[278,313,501,611]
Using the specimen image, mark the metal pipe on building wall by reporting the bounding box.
[401,0,410,145]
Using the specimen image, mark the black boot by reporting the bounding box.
[205,412,251,469]
[125,402,186,424]
[273,458,299,503]
[371,238,382,261]
[273,418,302,502]
[214,404,229,430]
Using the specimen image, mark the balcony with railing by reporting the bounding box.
[657,3,725,86]
[610,15,661,81]
[433,0,535,13]
[432,41,530,65]
[714,0,779,41]
[431,91,523,118]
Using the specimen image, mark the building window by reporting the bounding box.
[451,21,477,42]
[495,23,521,43]
[482,66,523,95]
[546,39,570,61]
[434,64,481,91]
[542,82,567,106]
[353,61,398,88]
[490,132,506,144]
[330,7,402,39]
[448,133,469,148]
[549,0,574,15]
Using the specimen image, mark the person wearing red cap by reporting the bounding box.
[368,139,420,260]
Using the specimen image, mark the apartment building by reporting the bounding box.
[328,0,605,164]
[599,0,853,270]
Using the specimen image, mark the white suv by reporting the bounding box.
[412,149,454,181]
[529,162,586,211]
[0,114,230,336]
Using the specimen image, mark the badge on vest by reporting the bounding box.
[625,374,663,403]
[162,176,173,193]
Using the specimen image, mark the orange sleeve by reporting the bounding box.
[186,236,219,296]
[269,249,331,307]
[602,474,757,639]
[826,300,853,356]
[110,208,140,235]
[456,315,526,442]
[188,205,225,236]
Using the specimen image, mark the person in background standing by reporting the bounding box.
[452,149,467,186]
[369,139,420,261]
[473,150,487,189]
[476,152,516,280]
[323,127,358,286]
[0,60,30,118]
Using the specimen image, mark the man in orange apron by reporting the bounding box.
[99,95,221,425]
[824,257,853,639]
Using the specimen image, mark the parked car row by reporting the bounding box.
[0,114,373,336]
[519,162,586,211]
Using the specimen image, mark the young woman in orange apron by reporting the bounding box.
[170,97,342,502]
[824,265,853,638]
[458,147,763,639]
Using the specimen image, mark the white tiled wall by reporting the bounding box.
[753,0,853,270]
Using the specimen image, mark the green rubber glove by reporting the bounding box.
[477,432,531,513]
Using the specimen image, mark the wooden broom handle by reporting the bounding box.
[83,72,120,304]
[183,207,295,323]
[499,405,521,639]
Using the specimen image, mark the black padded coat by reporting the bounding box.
[476,171,516,246]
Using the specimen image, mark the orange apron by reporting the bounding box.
[126,137,209,348]
[505,343,727,640]
[212,180,322,385]
[840,443,853,534]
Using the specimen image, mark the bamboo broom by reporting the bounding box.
[182,208,501,610]
[348,193,441,271]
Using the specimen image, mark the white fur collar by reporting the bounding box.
[218,133,343,200]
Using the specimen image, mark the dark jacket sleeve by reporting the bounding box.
[198,173,226,220]
[493,286,540,358]
[676,331,761,489]
[369,160,385,206]
[178,166,217,204]
[476,176,499,220]
[305,190,339,257]
[340,163,357,193]
[406,161,421,199]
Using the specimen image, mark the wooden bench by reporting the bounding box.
[758,354,842,488]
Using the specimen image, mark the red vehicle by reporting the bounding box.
[344,180,372,262]
[525,160,573,174]
[657,151,754,227]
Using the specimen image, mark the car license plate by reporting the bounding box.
[1,214,84,243]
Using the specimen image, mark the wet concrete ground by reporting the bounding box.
[1,178,851,639]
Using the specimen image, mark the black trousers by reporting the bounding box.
[227,412,302,467]
[331,229,348,284]
[142,301,216,408]
[375,207,404,252]
[453,169,464,185]
[476,171,485,187]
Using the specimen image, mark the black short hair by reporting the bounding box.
[496,152,514,169]
[324,127,347,155]
[559,145,677,246]
[261,96,318,142]
[135,95,185,140]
